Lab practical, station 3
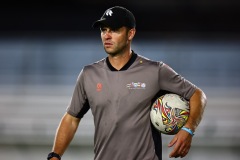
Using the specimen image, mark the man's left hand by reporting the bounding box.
[168,129,193,158]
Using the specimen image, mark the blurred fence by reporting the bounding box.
[0,33,240,149]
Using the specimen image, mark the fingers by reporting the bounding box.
[169,143,190,158]
[169,141,182,158]
[168,136,177,147]
[168,131,192,158]
[169,140,191,158]
[180,149,189,158]
[169,148,189,158]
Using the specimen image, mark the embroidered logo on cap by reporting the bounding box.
[106,9,113,16]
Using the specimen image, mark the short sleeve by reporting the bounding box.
[66,68,90,118]
[158,62,196,100]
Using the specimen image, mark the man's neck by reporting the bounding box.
[108,50,132,71]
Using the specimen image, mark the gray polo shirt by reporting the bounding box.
[67,52,196,160]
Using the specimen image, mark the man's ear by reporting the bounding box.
[128,28,136,40]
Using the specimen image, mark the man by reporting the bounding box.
[47,6,207,160]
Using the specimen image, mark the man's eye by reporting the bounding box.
[111,28,119,32]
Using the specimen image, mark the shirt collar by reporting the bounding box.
[106,50,137,71]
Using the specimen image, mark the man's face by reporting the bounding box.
[100,26,130,56]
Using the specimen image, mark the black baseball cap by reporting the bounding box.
[92,6,136,29]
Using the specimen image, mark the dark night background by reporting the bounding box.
[1,0,240,35]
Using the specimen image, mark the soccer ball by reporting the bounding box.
[150,94,190,135]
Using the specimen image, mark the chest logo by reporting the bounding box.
[126,82,146,89]
[96,83,103,92]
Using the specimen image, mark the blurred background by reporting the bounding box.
[0,0,240,160]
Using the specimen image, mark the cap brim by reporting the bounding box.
[92,18,122,29]
[92,20,104,28]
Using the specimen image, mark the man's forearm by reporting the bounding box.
[52,113,80,156]
[185,88,207,132]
